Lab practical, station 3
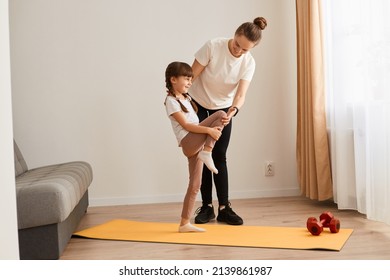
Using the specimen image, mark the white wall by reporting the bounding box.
[10,0,298,206]
[0,0,20,259]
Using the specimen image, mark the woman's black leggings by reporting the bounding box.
[195,101,232,206]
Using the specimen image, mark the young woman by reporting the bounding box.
[164,61,227,232]
[190,17,268,226]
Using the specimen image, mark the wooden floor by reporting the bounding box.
[60,196,390,260]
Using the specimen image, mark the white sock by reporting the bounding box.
[179,223,206,233]
[198,150,218,174]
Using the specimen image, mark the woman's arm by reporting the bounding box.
[171,111,222,140]
[191,59,206,81]
[224,79,251,121]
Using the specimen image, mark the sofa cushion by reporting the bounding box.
[15,161,93,229]
[14,140,28,176]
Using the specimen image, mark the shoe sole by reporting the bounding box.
[217,216,243,225]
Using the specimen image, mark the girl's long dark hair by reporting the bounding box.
[165,61,198,113]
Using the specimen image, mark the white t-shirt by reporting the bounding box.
[165,95,199,146]
[189,37,256,110]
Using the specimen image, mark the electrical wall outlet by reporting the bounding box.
[265,161,275,176]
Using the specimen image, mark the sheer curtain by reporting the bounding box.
[323,0,390,224]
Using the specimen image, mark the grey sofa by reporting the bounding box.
[14,140,93,259]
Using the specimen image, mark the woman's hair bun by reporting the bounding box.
[254,17,267,30]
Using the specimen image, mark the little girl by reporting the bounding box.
[165,61,227,233]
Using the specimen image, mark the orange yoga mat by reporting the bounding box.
[73,219,353,251]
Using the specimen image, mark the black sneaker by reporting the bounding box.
[194,205,215,224]
[217,203,243,225]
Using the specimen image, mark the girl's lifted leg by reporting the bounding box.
[198,146,218,174]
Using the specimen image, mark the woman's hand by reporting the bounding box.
[222,107,237,126]
[208,126,223,140]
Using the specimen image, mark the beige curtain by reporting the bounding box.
[295,0,332,201]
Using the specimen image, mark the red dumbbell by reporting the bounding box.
[306,211,340,236]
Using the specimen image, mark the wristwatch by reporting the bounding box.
[232,106,239,117]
